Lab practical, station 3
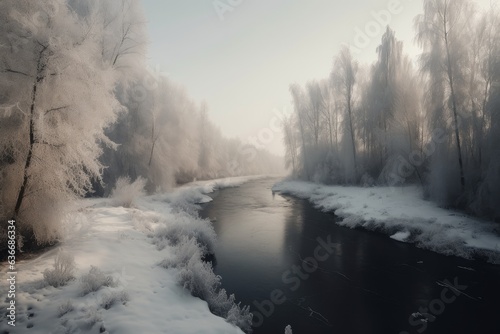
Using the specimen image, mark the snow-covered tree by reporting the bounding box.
[331,47,359,181]
[0,0,121,244]
[305,80,325,147]
[415,0,474,196]
[68,0,147,79]
[282,113,299,174]
[367,27,403,167]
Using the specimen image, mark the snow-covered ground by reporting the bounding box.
[273,180,500,264]
[1,176,264,334]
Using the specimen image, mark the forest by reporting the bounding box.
[283,0,500,221]
[0,0,282,247]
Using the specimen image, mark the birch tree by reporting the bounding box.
[0,0,121,244]
[331,47,358,181]
[415,0,473,191]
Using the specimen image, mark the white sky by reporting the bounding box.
[141,0,493,156]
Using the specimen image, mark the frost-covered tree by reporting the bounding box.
[305,80,325,147]
[319,79,340,150]
[360,28,424,184]
[287,77,348,183]
[68,0,147,79]
[367,27,403,167]
[0,0,121,244]
[331,47,359,181]
[106,74,201,191]
[289,84,307,178]
[415,0,474,195]
[470,4,500,218]
[282,113,299,174]
[197,103,227,180]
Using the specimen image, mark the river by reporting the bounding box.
[200,177,500,334]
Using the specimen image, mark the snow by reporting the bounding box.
[0,176,260,333]
[272,180,500,263]
[178,175,271,195]
[390,230,411,242]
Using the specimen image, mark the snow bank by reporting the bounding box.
[390,230,411,242]
[179,175,271,195]
[0,177,255,333]
[273,180,500,263]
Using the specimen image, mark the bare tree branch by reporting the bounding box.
[2,68,32,77]
[44,105,70,115]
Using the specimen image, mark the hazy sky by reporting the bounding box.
[141,0,491,155]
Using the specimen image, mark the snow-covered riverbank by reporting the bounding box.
[0,176,266,333]
[273,180,500,264]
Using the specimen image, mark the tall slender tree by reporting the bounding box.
[415,0,473,191]
[331,47,358,181]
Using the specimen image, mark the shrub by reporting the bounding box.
[80,266,116,295]
[58,301,74,317]
[83,306,102,329]
[177,256,218,299]
[153,212,217,253]
[159,236,204,269]
[169,188,209,216]
[177,258,252,332]
[100,291,129,310]
[110,176,146,208]
[166,237,252,332]
[43,251,76,287]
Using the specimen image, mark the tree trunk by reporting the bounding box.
[443,5,466,191]
[14,47,47,217]
[148,140,156,167]
[148,115,156,167]
[347,89,357,180]
[298,113,311,180]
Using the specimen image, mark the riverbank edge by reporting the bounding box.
[272,180,500,265]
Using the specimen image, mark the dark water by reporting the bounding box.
[200,178,500,334]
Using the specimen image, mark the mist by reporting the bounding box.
[1,1,499,333]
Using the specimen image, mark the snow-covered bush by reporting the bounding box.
[83,306,102,329]
[80,266,116,296]
[110,176,146,208]
[177,257,252,332]
[161,236,252,332]
[153,212,217,253]
[169,189,206,216]
[58,301,74,318]
[159,236,204,268]
[100,291,129,310]
[43,252,76,287]
[177,255,218,299]
[226,303,253,333]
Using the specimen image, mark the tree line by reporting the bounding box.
[283,0,500,220]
